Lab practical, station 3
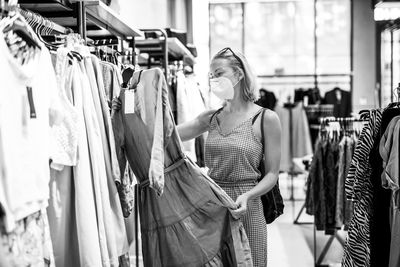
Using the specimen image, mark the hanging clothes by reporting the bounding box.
[176,71,207,163]
[176,70,197,161]
[275,102,313,172]
[255,88,277,110]
[379,115,400,267]
[0,210,55,267]
[305,120,360,234]
[47,47,131,267]
[324,88,352,118]
[0,23,64,265]
[342,109,383,267]
[112,68,253,267]
[0,30,61,232]
[101,61,122,107]
[335,136,355,228]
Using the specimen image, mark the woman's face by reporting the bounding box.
[209,58,238,84]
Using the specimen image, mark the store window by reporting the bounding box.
[209,0,351,94]
[209,4,244,57]
[244,1,314,76]
[316,0,350,74]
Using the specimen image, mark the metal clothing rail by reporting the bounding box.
[309,116,365,266]
[19,8,71,34]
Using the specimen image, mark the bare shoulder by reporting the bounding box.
[262,109,281,137]
[263,109,280,125]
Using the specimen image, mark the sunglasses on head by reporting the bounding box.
[217,47,245,70]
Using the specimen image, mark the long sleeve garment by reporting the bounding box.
[305,137,339,232]
[379,115,400,206]
[335,136,355,228]
[342,109,383,267]
[112,68,253,267]
[305,138,326,229]
[324,140,340,234]
[0,30,62,231]
[379,115,400,267]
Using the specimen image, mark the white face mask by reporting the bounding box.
[209,76,240,100]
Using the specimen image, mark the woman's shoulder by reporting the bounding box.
[261,108,280,127]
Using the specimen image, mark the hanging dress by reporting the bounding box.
[112,68,253,267]
[205,108,268,267]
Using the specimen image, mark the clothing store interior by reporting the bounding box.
[2,0,400,266]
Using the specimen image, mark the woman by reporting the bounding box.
[113,47,281,266]
[177,47,281,266]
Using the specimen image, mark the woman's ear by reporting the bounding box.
[235,68,245,80]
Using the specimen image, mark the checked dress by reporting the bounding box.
[205,108,268,267]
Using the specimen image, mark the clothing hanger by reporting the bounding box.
[2,7,41,50]
[385,83,400,109]
[127,69,144,90]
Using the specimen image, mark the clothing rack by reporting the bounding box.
[5,2,143,265]
[18,0,141,64]
[308,116,366,267]
[18,8,71,35]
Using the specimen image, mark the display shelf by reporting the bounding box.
[82,1,143,38]
[19,0,143,39]
[135,37,195,65]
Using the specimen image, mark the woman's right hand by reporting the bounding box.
[112,97,122,111]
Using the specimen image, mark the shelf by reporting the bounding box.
[19,0,143,39]
[135,37,195,65]
[83,1,143,38]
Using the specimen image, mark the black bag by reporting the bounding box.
[258,109,284,224]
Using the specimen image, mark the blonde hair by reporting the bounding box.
[212,48,259,102]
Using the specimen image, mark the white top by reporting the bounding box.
[0,30,61,231]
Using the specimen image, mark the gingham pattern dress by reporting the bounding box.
[205,108,268,267]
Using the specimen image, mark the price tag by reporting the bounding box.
[124,90,135,114]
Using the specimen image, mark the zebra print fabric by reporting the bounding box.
[342,109,383,267]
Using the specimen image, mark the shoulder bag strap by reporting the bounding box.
[260,108,266,150]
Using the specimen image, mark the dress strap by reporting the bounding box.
[251,108,265,125]
[209,107,224,124]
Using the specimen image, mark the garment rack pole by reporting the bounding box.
[76,1,86,41]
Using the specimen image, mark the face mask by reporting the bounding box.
[209,76,240,100]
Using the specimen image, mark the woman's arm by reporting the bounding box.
[177,109,218,142]
[231,110,281,218]
[246,110,281,198]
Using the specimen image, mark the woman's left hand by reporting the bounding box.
[231,194,249,219]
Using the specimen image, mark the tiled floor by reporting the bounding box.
[129,173,346,266]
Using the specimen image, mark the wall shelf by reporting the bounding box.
[19,0,143,39]
[136,37,195,65]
